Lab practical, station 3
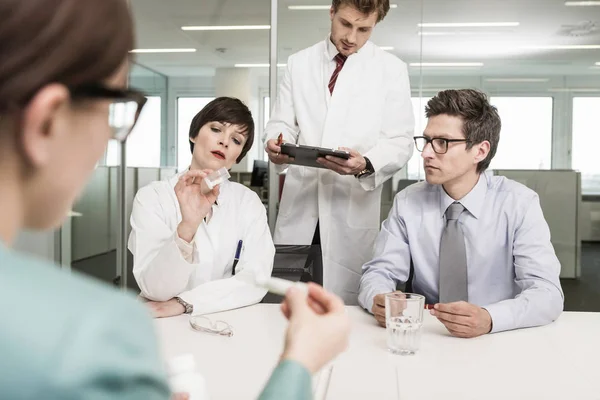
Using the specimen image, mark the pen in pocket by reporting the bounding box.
[232,240,243,275]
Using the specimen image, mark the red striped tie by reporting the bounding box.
[328,53,347,94]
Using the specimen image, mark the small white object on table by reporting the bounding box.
[154,305,600,400]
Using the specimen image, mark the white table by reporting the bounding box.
[155,305,600,400]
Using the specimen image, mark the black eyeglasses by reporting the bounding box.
[70,84,147,142]
[413,136,471,154]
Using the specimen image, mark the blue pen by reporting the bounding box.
[232,240,243,275]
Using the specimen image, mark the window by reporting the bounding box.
[572,97,600,194]
[105,96,162,167]
[489,97,553,170]
[177,97,215,171]
[263,96,271,161]
[407,97,431,180]
[264,96,271,129]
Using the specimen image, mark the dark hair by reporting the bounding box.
[0,0,134,113]
[332,0,390,23]
[188,97,255,164]
[425,89,501,173]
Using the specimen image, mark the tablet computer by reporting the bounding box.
[280,143,350,169]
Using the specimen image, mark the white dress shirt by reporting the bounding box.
[358,171,564,333]
[325,35,339,102]
[129,172,275,315]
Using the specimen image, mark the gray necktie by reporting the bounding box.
[439,202,468,303]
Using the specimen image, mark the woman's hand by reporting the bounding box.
[146,299,186,318]
[175,169,220,242]
[280,283,350,373]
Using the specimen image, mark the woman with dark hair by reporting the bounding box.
[129,97,275,317]
[0,1,349,398]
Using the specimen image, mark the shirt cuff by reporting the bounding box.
[483,301,514,334]
[365,299,375,315]
[174,232,195,263]
[358,281,395,314]
[274,163,288,175]
[357,155,379,191]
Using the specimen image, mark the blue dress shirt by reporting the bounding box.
[358,171,564,333]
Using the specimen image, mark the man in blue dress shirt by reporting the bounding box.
[358,89,563,338]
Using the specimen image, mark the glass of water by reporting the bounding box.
[385,293,425,355]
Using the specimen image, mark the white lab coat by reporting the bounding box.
[128,172,275,315]
[264,39,414,305]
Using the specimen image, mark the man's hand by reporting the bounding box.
[371,291,404,328]
[430,301,492,338]
[265,138,294,165]
[316,147,366,176]
[146,299,185,319]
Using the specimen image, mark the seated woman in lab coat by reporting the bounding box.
[128,97,275,317]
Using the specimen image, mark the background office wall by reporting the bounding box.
[14,1,600,300]
[135,72,600,243]
[580,201,600,241]
[68,63,172,287]
[129,66,169,167]
[69,166,176,287]
[128,0,600,220]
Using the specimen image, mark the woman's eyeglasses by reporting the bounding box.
[70,84,147,142]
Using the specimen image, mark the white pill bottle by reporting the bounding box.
[167,354,210,400]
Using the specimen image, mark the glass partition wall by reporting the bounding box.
[16,0,595,310]
[67,63,169,290]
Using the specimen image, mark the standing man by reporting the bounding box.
[263,0,414,304]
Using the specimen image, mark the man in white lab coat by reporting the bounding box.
[263,0,414,304]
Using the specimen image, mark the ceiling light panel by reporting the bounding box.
[181,25,270,31]
[418,22,519,28]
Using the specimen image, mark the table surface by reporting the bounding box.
[154,305,600,400]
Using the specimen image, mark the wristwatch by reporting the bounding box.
[355,157,375,179]
[175,297,194,314]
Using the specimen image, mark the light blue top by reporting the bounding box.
[259,360,312,400]
[0,243,171,399]
[358,171,564,333]
[0,243,313,399]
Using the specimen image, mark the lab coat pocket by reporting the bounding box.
[347,185,380,229]
[278,165,304,218]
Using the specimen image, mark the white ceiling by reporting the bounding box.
[130,0,600,77]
